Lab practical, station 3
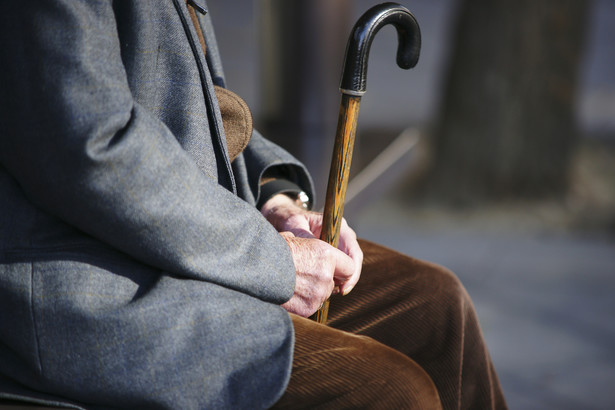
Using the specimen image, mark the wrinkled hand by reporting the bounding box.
[261,194,363,317]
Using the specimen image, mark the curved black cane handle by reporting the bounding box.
[340,2,421,96]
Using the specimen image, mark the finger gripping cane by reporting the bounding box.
[310,3,421,324]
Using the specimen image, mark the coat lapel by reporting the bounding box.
[172,0,236,193]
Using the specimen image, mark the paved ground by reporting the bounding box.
[353,198,615,409]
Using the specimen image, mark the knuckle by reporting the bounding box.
[317,269,334,286]
[320,243,336,260]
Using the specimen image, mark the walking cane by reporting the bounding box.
[311,3,421,324]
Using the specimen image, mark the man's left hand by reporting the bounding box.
[261,193,363,296]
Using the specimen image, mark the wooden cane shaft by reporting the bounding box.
[311,94,362,325]
[321,94,362,247]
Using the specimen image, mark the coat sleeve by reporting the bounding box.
[0,1,295,304]
[199,8,316,206]
[235,129,316,208]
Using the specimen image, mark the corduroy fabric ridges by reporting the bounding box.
[274,315,441,409]
[274,239,507,409]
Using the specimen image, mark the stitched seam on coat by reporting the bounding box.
[1,244,130,262]
[29,261,44,376]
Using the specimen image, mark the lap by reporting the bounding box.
[328,239,466,340]
[323,239,505,410]
[274,239,463,409]
[273,313,442,409]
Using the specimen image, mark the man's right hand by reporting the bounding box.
[279,231,356,318]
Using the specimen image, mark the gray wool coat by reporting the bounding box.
[0,1,313,408]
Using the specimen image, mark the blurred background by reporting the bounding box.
[208,0,615,408]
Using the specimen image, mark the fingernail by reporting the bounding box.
[342,286,354,296]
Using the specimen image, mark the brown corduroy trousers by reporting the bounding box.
[273,239,507,409]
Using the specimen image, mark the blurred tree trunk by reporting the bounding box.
[427,0,591,205]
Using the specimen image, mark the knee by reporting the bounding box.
[381,248,471,317]
[420,261,470,308]
[404,260,480,351]
[320,334,443,409]
[360,239,470,309]
[355,336,442,409]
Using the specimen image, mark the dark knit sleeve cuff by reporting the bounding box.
[256,179,311,210]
